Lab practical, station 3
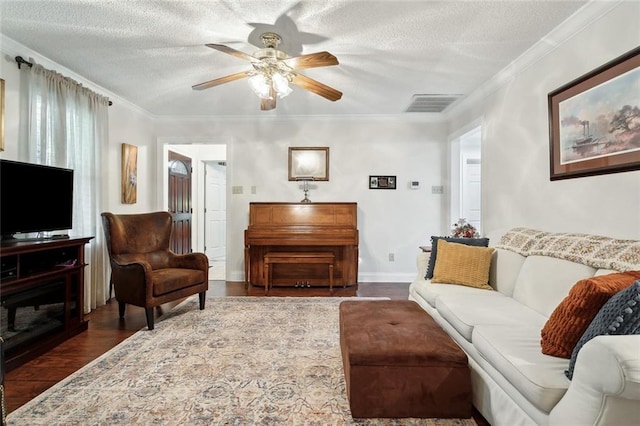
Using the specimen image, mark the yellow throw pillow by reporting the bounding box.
[431,239,495,290]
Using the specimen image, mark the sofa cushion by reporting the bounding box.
[410,280,494,308]
[473,324,570,413]
[431,240,495,289]
[425,236,490,279]
[566,280,640,379]
[489,248,526,296]
[541,271,640,358]
[512,255,596,317]
[436,294,545,342]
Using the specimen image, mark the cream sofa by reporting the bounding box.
[408,228,640,426]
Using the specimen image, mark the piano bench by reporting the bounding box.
[263,252,335,294]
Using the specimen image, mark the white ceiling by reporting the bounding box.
[0,0,589,117]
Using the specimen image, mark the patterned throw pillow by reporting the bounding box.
[425,236,490,279]
[541,271,640,358]
[565,280,640,380]
[431,239,495,290]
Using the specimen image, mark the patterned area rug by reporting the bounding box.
[7,296,477,425]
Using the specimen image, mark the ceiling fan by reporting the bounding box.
[192,32,342,111]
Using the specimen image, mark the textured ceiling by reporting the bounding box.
[0,0,588,117]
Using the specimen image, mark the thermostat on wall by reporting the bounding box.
[410,181,420,189]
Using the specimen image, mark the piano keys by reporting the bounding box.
[244,202,359,288]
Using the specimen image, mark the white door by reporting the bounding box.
[204,161,226,279]
[461,156,482,232]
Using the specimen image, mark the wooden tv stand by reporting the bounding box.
[0,237,93,371]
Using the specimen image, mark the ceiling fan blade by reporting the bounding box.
[192,71,252,90]
[282,51,339,70]
[205,43,260,63]
[290,73,342,102]
[260,88,277,111]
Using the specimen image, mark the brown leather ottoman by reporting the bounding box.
[339,300,472,419]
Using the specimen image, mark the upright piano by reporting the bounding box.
[244,202,358,288]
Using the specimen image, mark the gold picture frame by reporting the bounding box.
[288,147,329,181]
[1,78,5,152]
[121,143,138,204]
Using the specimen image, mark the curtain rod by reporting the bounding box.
[14,55,113,106]
[15,55,33,69]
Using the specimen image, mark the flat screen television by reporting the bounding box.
[0,159,74,240]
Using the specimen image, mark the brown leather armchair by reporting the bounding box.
[101,211,208,330]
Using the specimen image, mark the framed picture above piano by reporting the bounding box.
[288,147,329,181]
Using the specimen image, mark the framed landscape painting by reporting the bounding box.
[548,46,640,180]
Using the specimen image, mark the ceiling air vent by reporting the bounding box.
[405,94,463,113]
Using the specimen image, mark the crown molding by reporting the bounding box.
[153,112,447,124]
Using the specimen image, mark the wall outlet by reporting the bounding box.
[431,185,444,194]
[232,186,243,194]
[388,253,395,262]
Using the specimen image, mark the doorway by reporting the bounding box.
[450,125,482,234]
[163,143,227,280]
[204,161,227,280]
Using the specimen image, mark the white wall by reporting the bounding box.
[106,104,157,214]
[155,117,448,281]
[447,1,640,241]
[0,46,22,158]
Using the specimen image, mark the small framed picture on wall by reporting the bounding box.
[369,175,396,189]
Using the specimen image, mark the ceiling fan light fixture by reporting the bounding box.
[248,73,272,99]
[272,72,292,98]
[193,32,342,110]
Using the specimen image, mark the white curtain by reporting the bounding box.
[19,64,110,313]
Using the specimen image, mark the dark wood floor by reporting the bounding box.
[4,281,489,425]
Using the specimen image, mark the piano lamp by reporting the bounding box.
[296,177,314,203]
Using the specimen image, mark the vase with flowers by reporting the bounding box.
[451,218,480,238]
